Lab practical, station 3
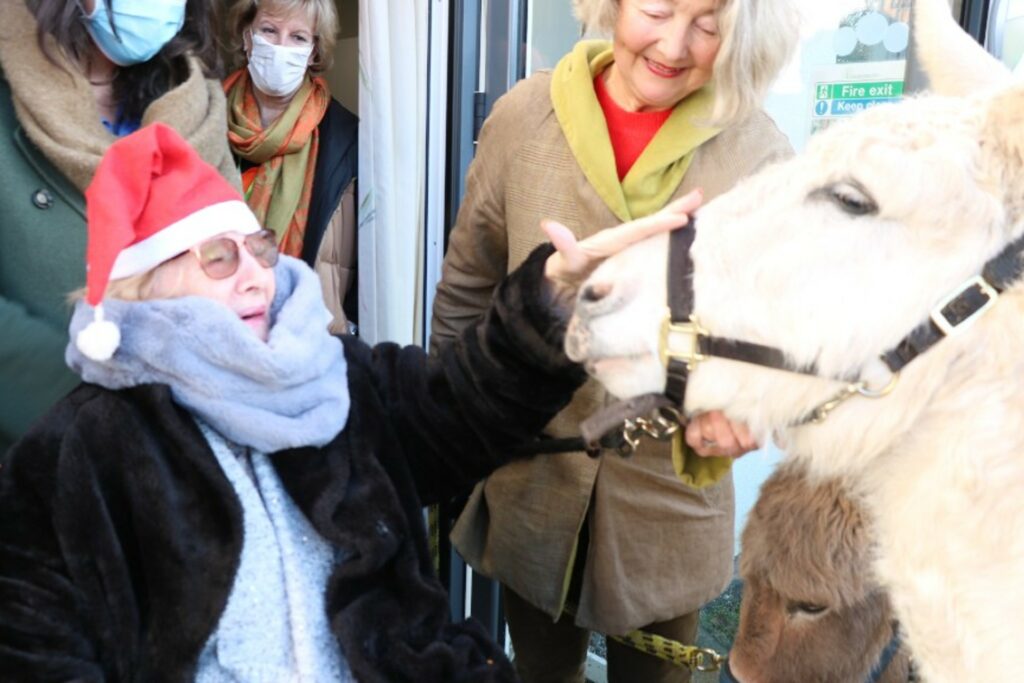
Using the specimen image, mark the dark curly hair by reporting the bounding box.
[28,0,222,123]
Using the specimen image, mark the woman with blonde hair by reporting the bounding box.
[430,0,798,681]
[0,123,696,682]
[224,0,358,334]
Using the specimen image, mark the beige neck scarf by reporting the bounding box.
[0,0,238,192]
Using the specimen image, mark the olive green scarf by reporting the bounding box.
[550,40,720,222]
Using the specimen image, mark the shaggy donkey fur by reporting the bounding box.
[729,463,911,683]
[564,0,1024,679]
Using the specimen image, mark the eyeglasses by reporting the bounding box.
[191,230,279,279]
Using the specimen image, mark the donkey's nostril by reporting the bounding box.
[580,282,612,303]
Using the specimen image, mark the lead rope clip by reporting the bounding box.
[617,406,684,456]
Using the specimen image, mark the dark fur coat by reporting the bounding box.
[0,246,584,682]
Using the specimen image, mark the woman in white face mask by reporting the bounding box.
[0,0,238,457]
[225,0,359,337]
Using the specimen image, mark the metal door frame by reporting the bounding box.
[435,0,529,649]
[959,0,991,41]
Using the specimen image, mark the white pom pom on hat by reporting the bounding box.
[78,123,261,361]
[75,305,121,362]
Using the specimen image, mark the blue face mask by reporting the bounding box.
[81,0,188,67]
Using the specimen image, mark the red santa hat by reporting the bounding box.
[77,122,262,361]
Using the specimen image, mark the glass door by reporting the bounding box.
[437,0,530,649]
[523,0,579,75]
[986,0,1024,69]
[764,0,912,153]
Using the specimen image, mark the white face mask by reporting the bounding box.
[246,33,313,98]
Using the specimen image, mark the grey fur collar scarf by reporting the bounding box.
[66,257,349,453]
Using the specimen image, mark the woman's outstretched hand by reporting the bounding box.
[542,189,702,299]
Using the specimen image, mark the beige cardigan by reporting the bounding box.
[430,71,793,634]
[314,179,357,334]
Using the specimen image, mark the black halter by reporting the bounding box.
[865,624,906,683]
[517,218,1024,459]
[659,219,1024,424]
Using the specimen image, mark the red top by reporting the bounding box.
[594,74,673,181]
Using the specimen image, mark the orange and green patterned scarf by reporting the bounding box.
[224,69,330,258]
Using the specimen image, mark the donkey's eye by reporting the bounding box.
[821,182,878,216]
[787,601,829,616]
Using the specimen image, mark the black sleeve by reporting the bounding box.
[345,244,587,505]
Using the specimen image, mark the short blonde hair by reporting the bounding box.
[68,269,162,305]
[227,0,340,73]
[572,0,798,125]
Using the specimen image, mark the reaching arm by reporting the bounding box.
[350,244,581,505]
[357,196,700,504]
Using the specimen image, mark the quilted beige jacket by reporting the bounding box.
[429,70,793,635]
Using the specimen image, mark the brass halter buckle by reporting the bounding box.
[659,312,708,370]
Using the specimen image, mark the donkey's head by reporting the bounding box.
[727,463,909,683]
[566,0,1023,464]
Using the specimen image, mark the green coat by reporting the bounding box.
[0,75,83,454]
[0,40,238,455]
[0,0,242,454]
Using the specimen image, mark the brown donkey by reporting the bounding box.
[724,464,912,683]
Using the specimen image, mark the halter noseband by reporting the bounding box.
[656,219,1024,428]
[519,219,1023,460]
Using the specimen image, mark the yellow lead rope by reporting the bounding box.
[606,628,727,673]
[565,603,727,673]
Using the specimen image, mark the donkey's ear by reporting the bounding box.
[980,84,1024,220]
[913,0,1011,95]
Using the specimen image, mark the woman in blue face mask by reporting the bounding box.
[224,0,359,337]
[0,0,239,457]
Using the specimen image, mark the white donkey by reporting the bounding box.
[564,1,1024,681]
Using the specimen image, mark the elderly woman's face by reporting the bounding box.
[606,0,722,112]
[244,4,317,53]
[147,232,277,341]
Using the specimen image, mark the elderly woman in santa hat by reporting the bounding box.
[0,123,696,683]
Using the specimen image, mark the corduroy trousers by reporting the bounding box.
[504,585,698,683]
